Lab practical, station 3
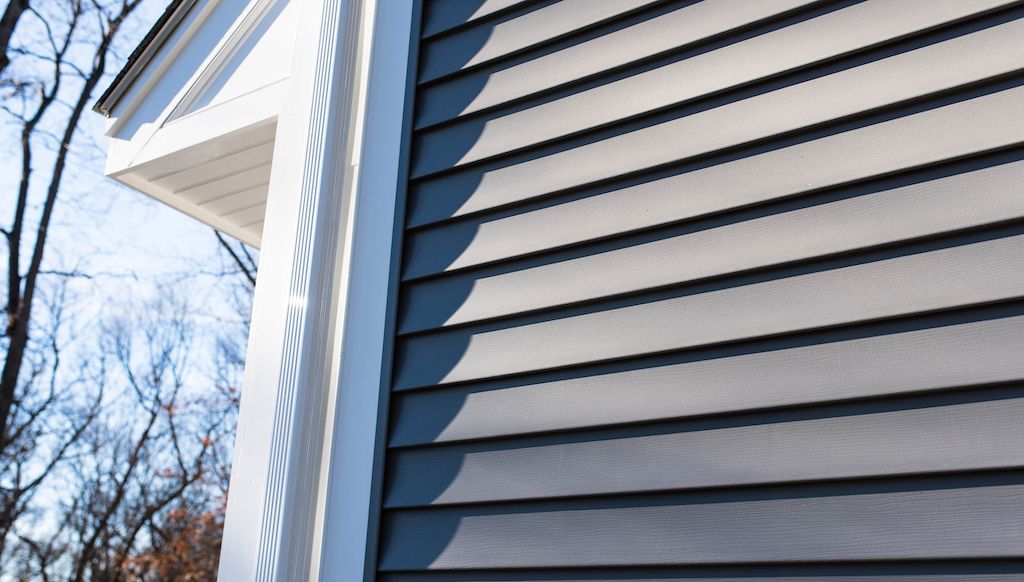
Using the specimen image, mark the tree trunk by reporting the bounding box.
[0,3,109,449]
[0,0,29,74]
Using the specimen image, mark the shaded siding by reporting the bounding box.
[375,0,1024,578]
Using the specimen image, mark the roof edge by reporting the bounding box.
[93,0,197,117]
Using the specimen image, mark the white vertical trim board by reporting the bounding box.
[316,1,417,581]
[216,0,409,579]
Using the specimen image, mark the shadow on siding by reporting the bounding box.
[376,0,1024,574]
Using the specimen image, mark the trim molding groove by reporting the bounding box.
[216,0,416,580]
[316,2,418,579]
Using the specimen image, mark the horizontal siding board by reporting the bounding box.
[414,0,1018,130]
[379,475,1024,569]
[402,147,1024,280]
[408,80,1024,228]
[418,0,661,83]
[384,576,1024,582]
[379,0,1024,575]
[413,12,1024,178]
[382,563,1024,582]
[386,388,1024,507]
[385,578,1024,582]
[389,310,1024,445]
[413,0,824,129]
[400,158,1024,332]
[394,231,1024,388]
[421,0,534,38]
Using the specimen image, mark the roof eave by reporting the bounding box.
[93,0,197,117]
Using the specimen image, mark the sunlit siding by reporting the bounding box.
[375,0,1024,578]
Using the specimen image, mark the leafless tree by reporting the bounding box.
[214,232,257,290]
[0,1,257,577]
[0,278,106,562]
[70,295,213,582]
[0,0,150,569]
[2,291,237,581]
[2,0,145,456]
[0,0,30,74]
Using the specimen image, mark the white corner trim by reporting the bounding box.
[217,0,386,579]
[315,0,416,580]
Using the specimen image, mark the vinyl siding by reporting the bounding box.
[374,0,1024,578]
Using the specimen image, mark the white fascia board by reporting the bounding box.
[104,0,293,170]
[120,77,288,170]
[113,112,278,181]
[100,0,223,176]
[106,0,284,136]
[102,0,218,134]
[170,0,296,119]
[101,0,298,247]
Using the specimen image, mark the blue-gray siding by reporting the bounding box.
[375,0,1024,578]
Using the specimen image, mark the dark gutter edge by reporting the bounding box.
[93,0,197,117]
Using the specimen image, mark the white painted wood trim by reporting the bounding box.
[314,1,417,580]
[217,0,389,578]
[167,0,281,121]
[107,0,264,136]
[115,79,287,170]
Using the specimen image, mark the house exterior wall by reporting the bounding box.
[372,0,1024,578]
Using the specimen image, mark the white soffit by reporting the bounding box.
[103,0,298,248]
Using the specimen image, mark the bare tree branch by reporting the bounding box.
[214,230,257,288]
[0,3,251,576]
[2,0,133,454]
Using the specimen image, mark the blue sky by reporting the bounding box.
[1,0,256,387]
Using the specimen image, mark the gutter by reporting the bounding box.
[92,0,197,117]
